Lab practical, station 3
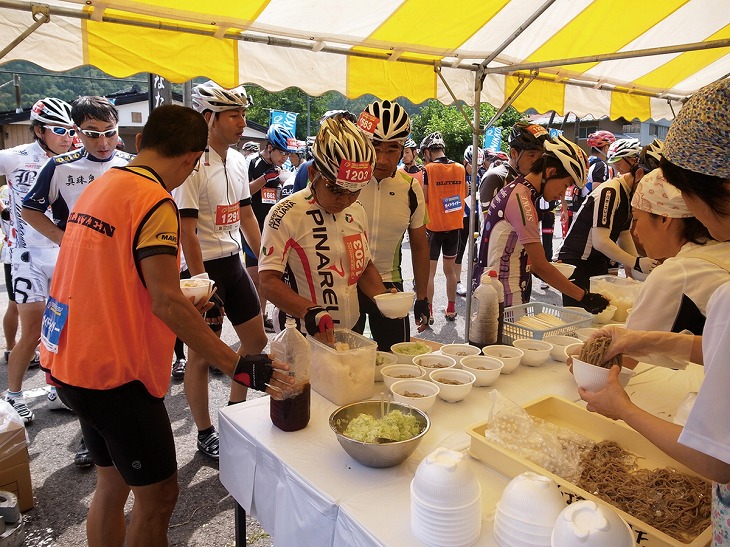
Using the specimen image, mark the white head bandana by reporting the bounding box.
[631,168,693,218]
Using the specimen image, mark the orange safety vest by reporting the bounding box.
[424,160,466,232]
[42,167,179,398]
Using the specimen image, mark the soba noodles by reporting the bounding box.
[577,441,711,542]
[578,334,622,369]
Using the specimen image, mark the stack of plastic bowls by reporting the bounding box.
[551,500,634,547]
[411,447,481,547]
[494,472,565,547]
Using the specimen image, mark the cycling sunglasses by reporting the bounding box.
[44,126,76,137]
[323,181,360,197]
[77,126,118,139]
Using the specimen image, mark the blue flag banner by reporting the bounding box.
[549,128,563,139]
[483,126,502,151]
[270,110,298,135]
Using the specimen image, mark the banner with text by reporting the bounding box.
[270,110,298,135]
[483,126,503,152]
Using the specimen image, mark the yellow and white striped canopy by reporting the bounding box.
[3,0,729,120]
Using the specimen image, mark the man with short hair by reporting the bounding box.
[41,104,291,547]
[399,138,425,184]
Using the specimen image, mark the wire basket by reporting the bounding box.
[503,302,593,344]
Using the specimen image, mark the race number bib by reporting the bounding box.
[261,187,278,205]
[41,297,68,353]
[343,233,367,285]
[442,195,462,214]
[215,203,240,232]
[356,111,379,136]
[336,160,373,191]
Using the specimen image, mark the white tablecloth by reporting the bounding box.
[219,359,704,546]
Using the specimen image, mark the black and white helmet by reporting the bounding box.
[640,139,664,171]
[191,81,250,113]
[30,97,73,126]
[404,138,418,150]
[606,138,642,164]
[312,112,376,191]
[360,100,411,143]
[464,145,483,164]
[543,135,589,188]
[242,141,260,153]
[420,131,446,152]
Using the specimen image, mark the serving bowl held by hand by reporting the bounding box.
[512,339,553,367]
[179,278,214,305]
[572,358,635,391]
[593,304,617,324]
[329,400,430,468]
[380,364,426,390]
[429,369,476,402]
[390,379,440,413]
[481,345,524,374]
[390,341,432,364]
[374,291,416,319]
[460,356,503,386]
[552,262,576,279]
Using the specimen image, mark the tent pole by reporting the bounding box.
[0,4,49,61]
[434,64,476,131]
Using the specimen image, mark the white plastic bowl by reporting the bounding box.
[180,278,214,305]
[412,447,481,507]
[412,354,456,373]
[390,341,432,364]
[551,500,634,547]
[574,327,599,342]
[512,339,553,367]
[543,335,582,362]
[374,291,415,318]
[552,262,576,278]
[497,472,565,528]
[374,351,398,382]
[482,345,524,374]
[593,304,617,324]
[390,379,439,413]
[380,364,426,390]
[439,344,481,367]
[429,369,475,402]
[460,356,503,386]
[572,358,635,391]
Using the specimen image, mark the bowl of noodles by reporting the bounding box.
[329,400,430,468]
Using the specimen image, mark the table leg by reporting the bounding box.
[235,502,247,547]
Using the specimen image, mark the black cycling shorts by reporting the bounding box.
[57,381,176,487]
[4,263,14,302]
[427,229,460,261]
[185,254,261,328]
[455,215,480,265]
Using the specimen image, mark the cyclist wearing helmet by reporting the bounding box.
[586,130,616,189]
[246,124,297,332]
[559,138,658,306]
[240,140,259,158]
[0,97,75,422]
[475,135,609,312]
[172,80,267,459]
[456,145,486,297]
[421,131,467,321]
[259,113,390,344]
[352,100,430,348]
[399,138,425,184]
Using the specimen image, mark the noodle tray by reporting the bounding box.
[503,302,593,344]
[466,396,711,547]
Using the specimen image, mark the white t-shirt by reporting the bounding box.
[259,187,371,330]
[357,170,426,283]
[627,241,730,334]
[173,148,251,262]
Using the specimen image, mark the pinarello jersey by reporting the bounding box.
[357,170,426,282]
[559,176,632,266]
[477,178,541,306]
[259,188,372,329]
[0,141,57,249]
[23,148,133,230]
[173,147,252,261]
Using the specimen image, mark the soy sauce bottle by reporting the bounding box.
[270,318,311,432]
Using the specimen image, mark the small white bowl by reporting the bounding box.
[390,379,439,413]
[482,345,524,374]
[512,339,553,367]
[374,291,415,318]
[544,335,582,362]
[552,262,576,278]
[429,369,476,402]
[498,472,565,527]
[593,304,617,324]
[460,356,503,386]
[412,354,456,372]
[380,364,426,390]
[574,327,599,342]
[374,351,398,382]
[551,500,634,547]
[180,278,214,305]
[572,358,635,391]
[390,341,432,364]
[439,344,481,367]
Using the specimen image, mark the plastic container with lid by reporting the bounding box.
[589,275,643,322]
[270,318,311,431]
[309,329,377,405]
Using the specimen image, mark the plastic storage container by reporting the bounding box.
[270,318,311,432]
[503,302,593,344]
[589,275,643,322]
[309,329,377,405]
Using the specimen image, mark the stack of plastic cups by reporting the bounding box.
[493,472,565,547]
[410,447,481,547]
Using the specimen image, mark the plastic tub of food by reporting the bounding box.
[309,329,377,406]
[589,275,643,322]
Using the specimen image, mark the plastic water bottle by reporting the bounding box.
[488,269,505,345]
[270,318,311,432]
[468,273,499,348]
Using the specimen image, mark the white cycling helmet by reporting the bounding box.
[543,135,589,188]
[360,100,411,143]
[640,139,664,171]
[606,138,642,164]
[312,112,376,191]
[404,138,418,150]
[464,145,483,164]
[191,81,251,113]
[30,97,73,126]
[420,131,446,152]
